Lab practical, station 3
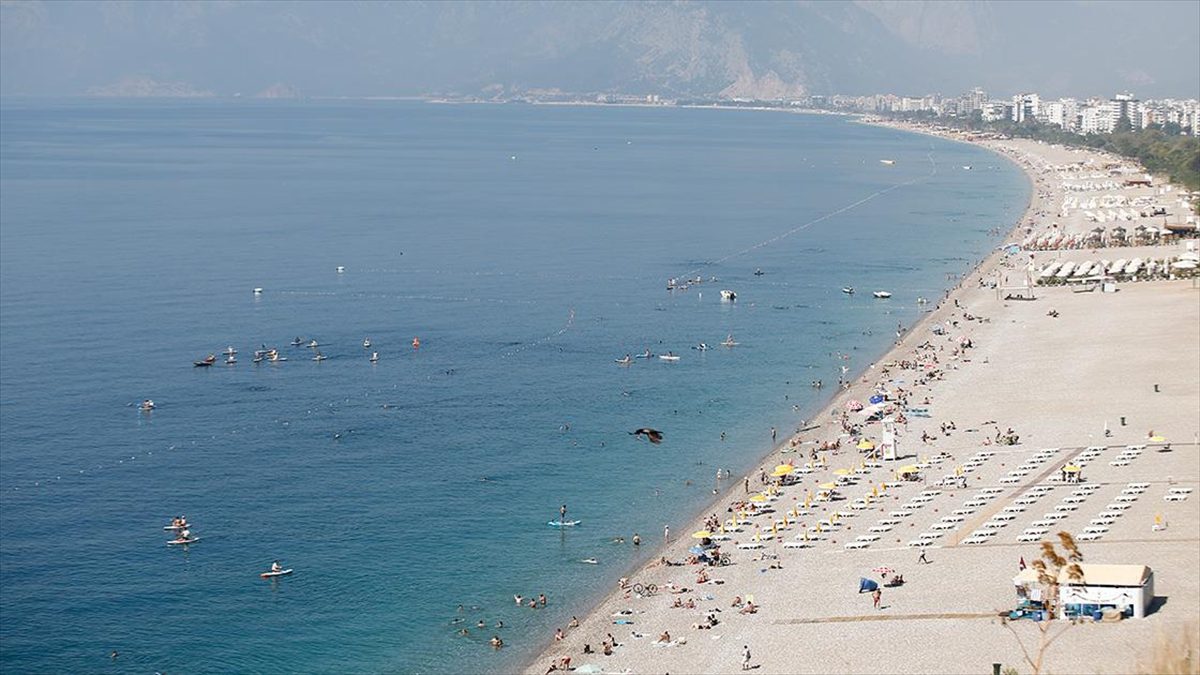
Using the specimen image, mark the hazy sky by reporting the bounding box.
[2,1,1197,99]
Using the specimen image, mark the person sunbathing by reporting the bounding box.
[739,601,758,614]
[656,631,671,643]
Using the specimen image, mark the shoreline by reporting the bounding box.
[520,115,1043,673]
[524,115,1198,675]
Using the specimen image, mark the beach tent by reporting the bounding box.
[868,394,885,405]
[859,577,879,593]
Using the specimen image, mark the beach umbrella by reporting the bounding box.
[833,468,851,476]
[857,439,875,450]
[772,465,794,477]
[872,566,895,576]
[749,494,768,503]
[898,465,919,475]
[1149,435,1166,442]
[692,530,712,539]
[819,482,837,490]
[1063,465,1080,473]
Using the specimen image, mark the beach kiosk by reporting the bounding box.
[1013,564,1155,620]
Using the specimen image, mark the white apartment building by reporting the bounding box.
[1011,93,1040,123]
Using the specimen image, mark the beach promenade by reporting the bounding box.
[527,131,1200,674]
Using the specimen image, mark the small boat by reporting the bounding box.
[659,352,680,362]
[253,287,264,295]
[253,355,264,364]
[370,351,379,363]
[307,340,319,349]
[916,297,929,305]
[362,338,372,349]
[548,520,581,528]
[720,335,739,347]
[615,355,633,365]
[962,165,972,170]
[842,287,855,295]
[260,569,293,578]
[163,524,189,531]
[880,159,895,165]
[635,350,653,359]
[167,537,200,546]
[312,351,327,362]
[291,337,303,347]
[193,359,214,368]
[336,266,345,273]
[580,558,599,564]
[720,289,736,301]
[872,291,892,299]
[754,268,764,276]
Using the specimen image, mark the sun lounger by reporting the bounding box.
[1002,505,1027,513]
[782,541,811,549]
[855,534,881,542]
[1082,526,1108,534]
[843,541,870,550]
[918,532,942,540]
[1107,503,1131,511]
[993,513,1018,521]
[1063,496,1088,504]
[930,522,956,531]
[736,542,765,550]
[1113,495,1138,502]
[1076,532,1103,541]
[982,521,1007,529]
[908,540,934,548]
[868,525,892,533]
[1044,513,1069,521]
[962,536,989,545]
[1022,527,1048,535]
[1016,534,1043,543]
[1164,494,1188,502]
[1000,477,1021,484]
[1054,504,1079,512]
[952,509,975,516]
[1031,519,1053,527]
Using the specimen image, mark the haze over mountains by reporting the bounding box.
[2,0,1197,100]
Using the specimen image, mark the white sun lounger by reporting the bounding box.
[737,542,766,550]
[868,525,892,533]
[1054,504,1079,512]
[930,522,956,531]
[1016,534,1043,543]
[1113,495,1138,502]
[1044,513,1069,521]
[1076,532,1103,541]
[1022,527,1048,535]
[843,541,870,550]
[908,540,934,548]
[1164,494,1188,502]
[856,534,881,542]
[1107,503,1131,511]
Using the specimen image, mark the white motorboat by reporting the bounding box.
[720,289,736,301]
[659,352,681,362]
[363,338,372,349]
[842,287,855,295]
[370,351,379,363]
[872,291,892,299]
[880,159,895,165]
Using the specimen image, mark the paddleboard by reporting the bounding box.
[163,524,191,530]
[167,538,199,545]
[548,520,581,528]
[581,558,599,564]
[260,569,293,578]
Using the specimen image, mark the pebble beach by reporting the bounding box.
[526,122,1200,675]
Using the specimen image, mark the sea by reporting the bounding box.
[0,99,1028,673]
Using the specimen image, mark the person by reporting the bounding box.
[495,620,504,628]
[490,635,503,649]
[742,645,752,671]
[477,620,486,629]
[657,631,671,643]
[632,533,641,546]
[560,504,567,522]
[179,528,192,541]
[538,593,547,607]
[458,628,470,636]
[271,560,282,573]
[514,594,523,606]
[568,616,579,629]
[872,588,882,609]
[918,550,929,565]
[664,525,670,542]
[771,426,777,443]
[554,628,564,642]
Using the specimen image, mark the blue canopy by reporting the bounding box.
[859,577,879,593]
[868,394,885,405]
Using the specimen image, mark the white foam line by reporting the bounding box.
[684,150,939,277]
[501,308,576,358]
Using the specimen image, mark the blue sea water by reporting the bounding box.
[0,100,1027,673]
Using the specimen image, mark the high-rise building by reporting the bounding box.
[1011,93,1040,123]
[1109,93,1139,131]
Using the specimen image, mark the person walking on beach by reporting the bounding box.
[872,588,882,610]
[742,644,752,670]
[744,476,750,493]
[918,549,930,565]
[664,525,670,542]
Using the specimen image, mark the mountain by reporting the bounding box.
[2,1,1197,99]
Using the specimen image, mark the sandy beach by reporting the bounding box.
[526,123,1200,674]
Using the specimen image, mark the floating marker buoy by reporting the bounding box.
[253,288,263,294]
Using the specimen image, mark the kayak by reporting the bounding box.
[260,569,293,578]
[167,538,200,545]
[548,520,581,528]
[658,355,680,362]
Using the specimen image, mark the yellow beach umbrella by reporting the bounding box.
[833,468,851,476]
[774,464,795,475]
[771,522,778,535]
[819,482,837,490]
[1154,513,1163,525]
[898,465,918,475]
[955,466,964,476]
[857,439,875,450]
[1150,435,1166,442]
[749,494,768,503]
[1063,465,1081,473]
[872,486,878,497]
[692,530,713,539]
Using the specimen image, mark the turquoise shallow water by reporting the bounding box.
[0,100,1027,673]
